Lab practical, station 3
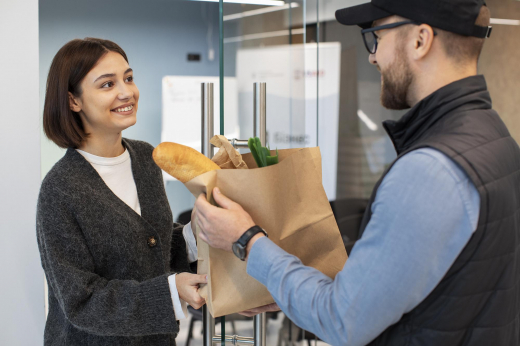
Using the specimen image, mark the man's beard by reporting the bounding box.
[380,46,414,110]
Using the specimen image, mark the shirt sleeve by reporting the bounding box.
[183,222,198,263]
[246,148,480,346]
[167,274,189,320]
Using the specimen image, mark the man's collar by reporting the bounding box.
[383,75,491,154]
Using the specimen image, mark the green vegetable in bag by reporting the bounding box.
[247,137,278,168]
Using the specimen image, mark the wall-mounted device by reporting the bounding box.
[187,53,201,61]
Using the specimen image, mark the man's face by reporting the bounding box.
[369,16,414,110]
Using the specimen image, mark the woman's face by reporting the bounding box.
[70,51,139,137]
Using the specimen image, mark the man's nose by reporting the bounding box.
[368,53,377,66]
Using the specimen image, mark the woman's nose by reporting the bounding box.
[117,82,133,100]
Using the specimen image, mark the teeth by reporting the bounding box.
[113,105,133,112]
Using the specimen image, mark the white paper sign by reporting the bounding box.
[236,43,341,200]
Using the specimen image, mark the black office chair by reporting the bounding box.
[177,209,193,226]
[329,198,369,255]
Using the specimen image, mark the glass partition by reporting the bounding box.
[315,0,403,205]
[214,0,343,345]
[220,0,313,152]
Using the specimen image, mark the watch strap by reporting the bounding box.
[236,225,267,247]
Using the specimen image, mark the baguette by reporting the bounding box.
[153,142,220,183]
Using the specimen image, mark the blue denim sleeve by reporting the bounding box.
[246,148,480,346]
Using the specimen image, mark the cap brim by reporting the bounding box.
[335,3,393,29]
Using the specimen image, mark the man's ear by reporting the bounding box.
[68,92,82,113]
[412,24,435,60]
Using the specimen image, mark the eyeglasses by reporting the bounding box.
[361,20,437,54]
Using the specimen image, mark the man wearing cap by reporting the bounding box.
[194,1,520,345]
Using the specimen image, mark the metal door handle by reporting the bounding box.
[200,82,267,346]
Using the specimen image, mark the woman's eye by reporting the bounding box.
[101,81,114,88]
[125,76,134,83]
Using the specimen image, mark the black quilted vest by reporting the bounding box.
[358,76,520,346]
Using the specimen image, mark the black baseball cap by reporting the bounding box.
[335,0,491,38]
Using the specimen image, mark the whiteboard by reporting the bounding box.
[161,76,239,181]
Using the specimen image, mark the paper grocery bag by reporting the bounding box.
[185,147,348,317]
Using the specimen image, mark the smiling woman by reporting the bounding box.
[43,39,131,149]
[37,38,206,346]
[67,50,139,157]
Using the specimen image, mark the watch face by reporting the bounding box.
[232,242,246,260]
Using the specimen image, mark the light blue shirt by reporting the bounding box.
[247,148,480,346]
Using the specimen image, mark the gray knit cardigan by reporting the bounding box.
[36,138,190,346]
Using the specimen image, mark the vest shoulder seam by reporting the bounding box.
[453,134,511,157]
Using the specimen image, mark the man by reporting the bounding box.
[194,1,520,345]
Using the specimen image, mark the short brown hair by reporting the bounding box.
[43,38,128,148]
[436,6,491,65]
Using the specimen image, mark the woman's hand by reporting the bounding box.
[176,273,207,309]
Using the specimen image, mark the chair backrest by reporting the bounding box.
[329,198,369,255]
[177,209,193,225]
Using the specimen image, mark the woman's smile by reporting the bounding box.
[111,103,135,115]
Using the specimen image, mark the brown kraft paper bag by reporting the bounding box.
[184,147,348,317]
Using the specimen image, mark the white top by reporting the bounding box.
[76,149,141,215]
[76,148,197,320]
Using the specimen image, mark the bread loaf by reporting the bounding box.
[153,142,220,183]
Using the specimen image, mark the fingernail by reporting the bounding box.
[215,187,220,194]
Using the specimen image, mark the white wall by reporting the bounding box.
[0,0,45,344]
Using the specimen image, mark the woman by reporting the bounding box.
[37,38,204,345]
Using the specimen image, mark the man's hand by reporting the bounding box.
[238,303,281,317]
[175,273,207,309]
[194,187,255,252]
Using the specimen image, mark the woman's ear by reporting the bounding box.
[68,92,82,113]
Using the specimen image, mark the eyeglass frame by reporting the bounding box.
[361,20,438,55]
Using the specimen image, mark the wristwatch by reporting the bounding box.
[232,225,268,261]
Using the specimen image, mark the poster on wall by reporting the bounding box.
[236,42,341,200]
[161,76,239,181]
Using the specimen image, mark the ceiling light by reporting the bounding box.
[224,2,299,21]
[192,0,285,6]
[224,28,304,43]
[357,110,378,131]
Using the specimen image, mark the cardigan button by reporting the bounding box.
[147,236,157,247]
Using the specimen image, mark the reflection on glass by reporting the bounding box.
[315,0,404,202]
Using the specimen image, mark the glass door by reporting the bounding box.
[216,0,326,344]
[220,0,313,152]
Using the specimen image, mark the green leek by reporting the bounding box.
[248,137,278,168]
